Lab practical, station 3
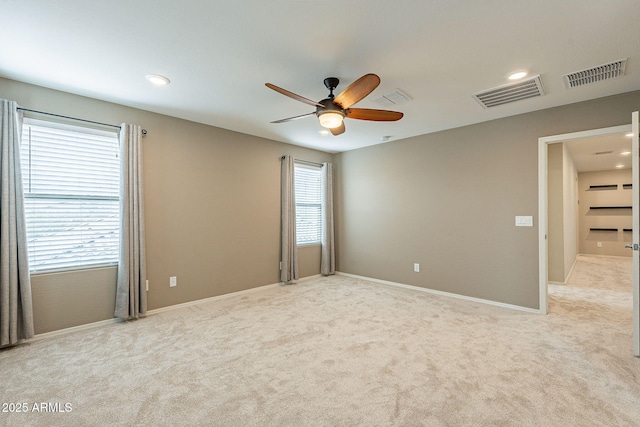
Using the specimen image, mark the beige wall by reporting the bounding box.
[548,144,565,283]
[578,169,633,257]
[548,143,578,283]
[30,267,117,334]
[4,75,640,329]
[1,77,333,334]
[562,144,579,279]
[335,90,640,310]
[299,245,322,278]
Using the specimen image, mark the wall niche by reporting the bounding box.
[579,169,632,257]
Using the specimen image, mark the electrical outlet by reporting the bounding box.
[414,263,420,272]
[597,242,602,248]
[170,276,177,287]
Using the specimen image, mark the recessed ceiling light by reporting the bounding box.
[145,74,170,86]
[620,151,631,156]
[626,132,634,137]
[508,71,528,80]
[615,164,625,168]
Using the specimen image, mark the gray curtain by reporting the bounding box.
[0,99,34,346]
[321,162,336,276]
[280,155,298,283]
[115,124,147,320]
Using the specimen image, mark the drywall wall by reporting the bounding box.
[562,143,578,278]
[334,90,640,310]
[299,244,322,278]
[548,143,565,283]
[578,169,632,257]
[1,77,333,334]
[548,143,578,283]
[30,267,116,334]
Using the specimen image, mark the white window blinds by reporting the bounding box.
[294,163,322,245]
[20,119,120,273]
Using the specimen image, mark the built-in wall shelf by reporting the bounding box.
[589,206,632,210]
[581,172,633,256]
[587,184,618,191]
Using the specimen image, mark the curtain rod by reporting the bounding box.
[18,107,121,129]
[280,156,323,167]
[17,107,148,136]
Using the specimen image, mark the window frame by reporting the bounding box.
[294,162,323,247]
[20,117,121,274]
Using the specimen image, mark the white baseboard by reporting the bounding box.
[563,257,578,284]
[31,317,125,342]
[147,275,325,315]
[336,272,542,314]
[147,281,282,315]
[577,253,632,259]
[29,272,538,343]
[297,274,322,282]
[27,276,321,342]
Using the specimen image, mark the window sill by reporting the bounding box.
[297,242,321,248]
[30,263,118,276]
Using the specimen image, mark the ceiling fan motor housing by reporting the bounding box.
[317,98,345,115]
[324,77,340,93]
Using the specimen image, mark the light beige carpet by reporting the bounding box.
[1,256,639,426]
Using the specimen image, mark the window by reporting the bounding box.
[295,163,322,245]
[20,119,120,273]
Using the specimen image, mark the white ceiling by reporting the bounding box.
[1,0,639,154]
[565,133,633,172]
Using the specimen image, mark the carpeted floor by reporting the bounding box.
[1,255,639,426]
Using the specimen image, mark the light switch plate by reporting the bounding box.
[515,216,533,227]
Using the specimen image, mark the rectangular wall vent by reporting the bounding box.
[373,89,412,107]
[563,58,627,89]
[471,75,545,109]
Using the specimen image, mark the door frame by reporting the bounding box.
[632,111,639,356]
[538,124,632,315]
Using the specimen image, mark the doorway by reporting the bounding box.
[538,124,632,314]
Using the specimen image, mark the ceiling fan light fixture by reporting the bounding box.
[318,111,344,129]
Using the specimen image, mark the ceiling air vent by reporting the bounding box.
[373,89,412,108]
[471,75,545,109]
[563,58,627,89]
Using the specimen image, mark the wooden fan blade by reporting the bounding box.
[271,112,316,124]
[333,74,380,109]
[265,83,324,108]
[347,108,403,122]
[330,122,345,136]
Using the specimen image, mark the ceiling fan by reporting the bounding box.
[265,73,403,136]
